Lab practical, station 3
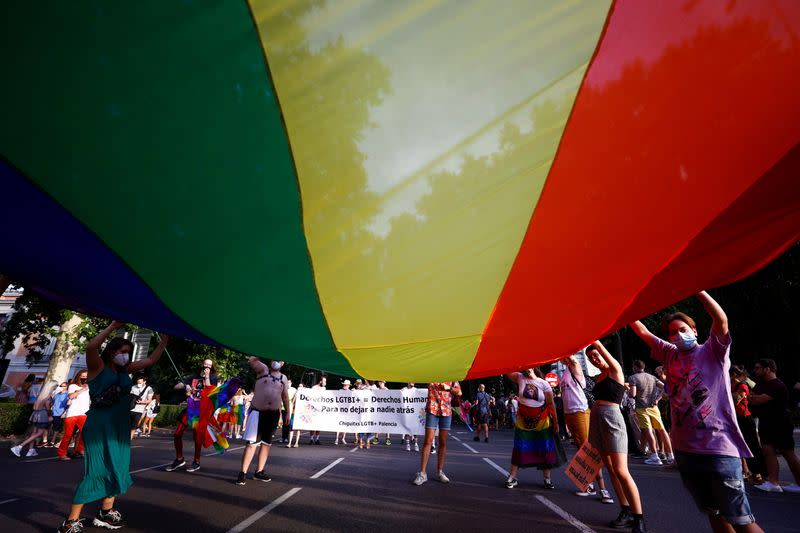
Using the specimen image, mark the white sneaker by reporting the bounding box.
[10,445,22,457]
[431,447,437,455]
[599,489,614,504]
[575,483,596,497]
[437,470,450,483]
[413,472,428,486]
[644,453,663,465]
[413,442,419,452]
[405,442,411,451]
[26,448,38,457]
[781,483,800,494]
[665,454,675,464]
[755,481,783,493]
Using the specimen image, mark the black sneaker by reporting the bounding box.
[235,471,246,485]
[610,509,634,529]
[185,461,201,472]
[544,478,555,490]
[254,470,271,482]
[473,436,480,441]
[632,517,647,533]
[505,477,518,489]
[165,458,186,472]
[314,439,321,445]
[484,438,489,443]
[93,508,124,530]
[57,518,85,533]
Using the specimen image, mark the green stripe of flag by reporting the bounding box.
[1,0,355,374]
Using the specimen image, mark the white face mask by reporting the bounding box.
[670,331,697,351]
[113,353,130,366]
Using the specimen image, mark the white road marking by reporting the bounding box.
[0,498,20,505]
[534,495,597,533]
[23,445,143,463]
[130,462,173,474]
[129,445,246,474]
[461,442,478,454]
[482,457,509,477]
[226,487,302,533]
[349,446,359,453]
[310,457,345,479]
[480,457,596,533]
[450,435,461,442]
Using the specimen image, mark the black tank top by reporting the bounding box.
[592,376,626,404]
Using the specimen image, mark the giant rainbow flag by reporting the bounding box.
[2,1,799,381]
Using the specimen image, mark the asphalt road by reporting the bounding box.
[1,427,798,532]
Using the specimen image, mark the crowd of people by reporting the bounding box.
[6,291,800,533]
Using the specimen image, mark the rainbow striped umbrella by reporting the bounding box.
[2,1,799,380]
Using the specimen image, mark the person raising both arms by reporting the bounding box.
[413,381,461,485]
[167,359,218,473]
[235,359,289,485]
[584,342,646,533]
[57,321,169,533]
[631,291,763,533]
[503,368,565,491]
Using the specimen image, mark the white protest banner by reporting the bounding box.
[566,440,603,491]
[292,388,428,435]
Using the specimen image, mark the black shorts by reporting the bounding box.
[476,412,490,424]
[758,419,795,451]
[130,411,144,429]
[52,417,64,432]
[246,409,281,446]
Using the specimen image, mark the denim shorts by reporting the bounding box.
[674,451,755,525]
[425,412,452,431]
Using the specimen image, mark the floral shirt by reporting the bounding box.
[426,382,460,416]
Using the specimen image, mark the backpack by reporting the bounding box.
[152,403,161,414]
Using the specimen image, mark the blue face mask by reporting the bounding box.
[671,331,697,351]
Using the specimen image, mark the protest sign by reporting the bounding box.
[566,440,603,491]
[292,388,427,435]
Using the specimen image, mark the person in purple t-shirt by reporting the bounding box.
[631,291,763,533]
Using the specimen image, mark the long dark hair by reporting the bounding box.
[101,337,135,367]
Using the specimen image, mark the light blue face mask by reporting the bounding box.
[671,331,697,351]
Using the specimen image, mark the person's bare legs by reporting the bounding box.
[707,515,764,533]
[67,496,115,521]
[240,443,258,473]
[603,455,630,506]
[606,452,641,514]
[18,428,46,452]
[642,428,658,456]
[255,443,270,471]
[595,469,608,491]
[419,428,436,473]
[436,429,449,472]
[762,444,780,484]
[779,449,800,483]
[656,428,673,455]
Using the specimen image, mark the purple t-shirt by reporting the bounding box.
[651,331,750,458]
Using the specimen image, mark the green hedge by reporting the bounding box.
[0,402,186,436]
[0,402,32,436]
[153,403,185,429]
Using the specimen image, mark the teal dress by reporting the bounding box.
[73,367,133,504]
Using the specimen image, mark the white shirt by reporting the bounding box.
[517,376,552,408]
[130,384,153,413]
[561,367,589,414]
[66,384,91,417]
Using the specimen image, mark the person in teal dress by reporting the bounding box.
[58,321,169,533]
